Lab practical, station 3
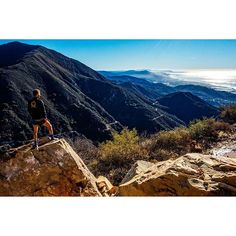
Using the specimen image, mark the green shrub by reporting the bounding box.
[189,118,230,145]
[147,119,231,160]
[99,128,148,165]
[149,148,178,161]
[147,127,192,158]
[220,104,236,124]
[189,118,216,142]
[97,128,149,184]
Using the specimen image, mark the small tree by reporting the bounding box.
[99,128,148,165]
[97,128,149,185]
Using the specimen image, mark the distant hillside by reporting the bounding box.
[157,92,219,124]
[116,81,162,101]
[104,74,175,99]
[99,69,171,83]
[175,84,236,107]
[74,76,184,133]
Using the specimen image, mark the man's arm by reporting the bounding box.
[38,100,47,118]
[28,101,32,116]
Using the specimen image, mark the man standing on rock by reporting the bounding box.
[28,89,55,149]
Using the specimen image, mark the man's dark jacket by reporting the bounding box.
[28,97,47,120]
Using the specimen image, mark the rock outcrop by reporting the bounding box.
[0,138,103,196]
[1,136,236,196]
[119,153,236,196]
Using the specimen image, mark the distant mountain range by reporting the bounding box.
[100,70,236,107]
[105,75,174,99]
[0,42,186,146]
[99,70,172,84]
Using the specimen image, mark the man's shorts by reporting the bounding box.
[32,118,46,126]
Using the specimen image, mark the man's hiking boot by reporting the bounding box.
[32,140,39,150]
[48,134,58,141]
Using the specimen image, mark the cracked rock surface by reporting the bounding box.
[0,138,101,196]
[119,153,236,196]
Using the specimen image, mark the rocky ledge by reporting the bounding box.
[119,153,236,196]
[0,138,235,196]
[0,138,114,196]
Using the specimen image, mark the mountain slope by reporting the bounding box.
[73,75,184,132]
[0,42,184,145]
[157,92,219,124]
[117,81,162,101]
[103,74,175,99]
[175,84,236,107]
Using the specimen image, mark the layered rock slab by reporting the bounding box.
[0,138,101,196]
[119,153,236,196]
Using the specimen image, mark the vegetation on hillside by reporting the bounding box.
[220,104,236,124]
[94,128,148,184]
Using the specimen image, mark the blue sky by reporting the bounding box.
[1,40,236,70]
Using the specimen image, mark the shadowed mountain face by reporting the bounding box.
[116,81,162,101]
[157,92,219,124]
[101,74,175,98]
[0,42,184,145]
[0,42,38,67]
[76,78,185,132]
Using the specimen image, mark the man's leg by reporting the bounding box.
[33,125,39,141]
[33,125,39,149]
[43,119,54,138]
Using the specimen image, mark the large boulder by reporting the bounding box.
[0,138,102,196]
[119,153,236,196]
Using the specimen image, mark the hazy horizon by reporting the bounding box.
[100,68,236,93]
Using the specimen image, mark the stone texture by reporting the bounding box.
[96,176,118,196]
[0,138,102,196]
[119,153,236,196]
[120,160,154,185]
